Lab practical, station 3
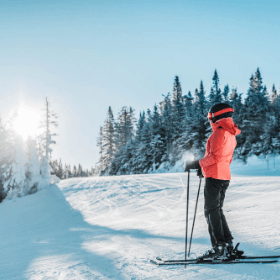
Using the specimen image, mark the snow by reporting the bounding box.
[0,157,279,279]
[156,153,280,177]
[50,175,60,184]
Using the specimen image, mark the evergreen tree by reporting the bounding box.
[210,69,222,104]
[271,84,278,103]
[222,84,230,103]
[135,111,146,143]
[50,160,59,176]
[171,76,185,141]
[57,159,63,178]
[96,126,105,173]
[38,98,58,183]
[241,68,269,157]
[188,81,210,158]
[173,76,182,100]
[176,91,194,153]
[3,135,28,198]
[183,91,193,114]
[0,117,12,202]
[160,93,173,156]
[115,106,135,150]
[68,164,72,177]
[137,121,153,173]
[26,138,41,193]
[230,88,244,158]
[78,164,82,177]
[209,87,215,104]
[270,86,280,154]
[102,106,115,171]
[148,104,165,170]
[73,165,77,177]
[64,163,69,179]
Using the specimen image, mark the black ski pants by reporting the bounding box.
[204,177,233,247]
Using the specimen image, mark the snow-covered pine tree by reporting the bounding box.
[73,165,77,177]
[171,76,185,142]
[78,164,82,177]
[64,163,69,179]
[222,84,230,103]
[271,84,278,102]
[135,111,146,143]
[96,126,105,174]
[102,106,115,173]
[57,159,63,178]
[242,68,270,157]
[113,108,152,174]
[229,88,244,158]
[115,106,135,150]
[210,69,223,105]
[176,91,194,153]
[116,139,136,175]
[68,164,72,177]
[0,117,13,202]
[4,135,29,198]
[270,85,280,155]
[148,104,165,171]
[209,87,215,105]
[50,160,58,176]
[38,98,58,183]
[160,93,173,157]
[137,120,153,173]
[25,137,42,194]
[188,81,210,158]
[121,111,146,174]
[183,91,193,112]
[108,106,136,175]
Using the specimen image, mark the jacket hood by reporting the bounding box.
[211,118,241,136]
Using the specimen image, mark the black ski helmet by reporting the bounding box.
[208,103,234,123]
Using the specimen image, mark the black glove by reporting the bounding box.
[184,160,200,172]
[196,165,204,178]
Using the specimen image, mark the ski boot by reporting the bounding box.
[198,244,229,261]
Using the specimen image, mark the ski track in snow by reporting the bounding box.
[0,173,280,279]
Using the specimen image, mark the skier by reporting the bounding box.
[185,103,241,259]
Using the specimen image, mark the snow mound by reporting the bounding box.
[51,174,60,184]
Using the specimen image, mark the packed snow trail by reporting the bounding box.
[0,172,279,279]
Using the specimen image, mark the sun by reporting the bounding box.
[13,105,41,141]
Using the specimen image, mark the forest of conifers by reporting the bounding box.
[96,69,280,176]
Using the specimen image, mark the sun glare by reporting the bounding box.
[13,106,41,141]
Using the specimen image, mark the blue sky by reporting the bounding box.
[0,0,279,169]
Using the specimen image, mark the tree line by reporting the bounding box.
[0,98,57,202]
[50,159,95,179]
[0,96,96,203]
[96,68,280,175]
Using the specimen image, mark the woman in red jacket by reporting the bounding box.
[185,103,241,259]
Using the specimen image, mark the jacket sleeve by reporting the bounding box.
[199,129,225,168]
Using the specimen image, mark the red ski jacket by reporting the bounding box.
[199,118,241,180]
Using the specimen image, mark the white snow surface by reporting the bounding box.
[0,157,280,279]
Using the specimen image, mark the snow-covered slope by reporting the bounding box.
[0,166,280,279]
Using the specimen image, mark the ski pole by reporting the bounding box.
[185,170,190,263]
[188,177,202,257]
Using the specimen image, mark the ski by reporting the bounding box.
[156,255,280,263]
[150,259,278,266]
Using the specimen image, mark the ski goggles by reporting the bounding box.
[208,108,234,120]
